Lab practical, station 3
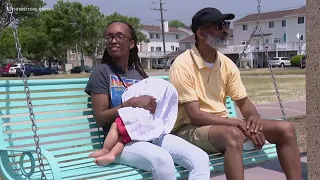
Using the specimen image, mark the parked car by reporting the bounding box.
[10,63,35,76]
[16,64,35,77]
[0,64,5,76]
[153,63,165,69]
[16,64,58,76]
[0,63,12,76]
[269,57,291,68]
[300,55,306,69]
[70,65,92,73]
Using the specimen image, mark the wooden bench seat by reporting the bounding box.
[0,77,278,180]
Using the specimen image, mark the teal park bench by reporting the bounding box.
[0,76,278,180]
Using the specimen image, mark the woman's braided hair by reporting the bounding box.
[101,21,148,88]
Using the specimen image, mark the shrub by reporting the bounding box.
[290,55,304,67]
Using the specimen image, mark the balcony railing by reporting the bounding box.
[136,42,306,58]
[218,45,247,54]
[138,51,174,58]
[219,42,305,54]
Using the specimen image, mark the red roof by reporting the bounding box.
[285,6,307,17]
[142,25,187,33]
[178,29,233,43]
[178,34,195,43]
[234,6,306,24]
[165,50,185,57]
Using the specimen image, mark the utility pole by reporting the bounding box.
[80,20,84,73]
[151,0,168,71]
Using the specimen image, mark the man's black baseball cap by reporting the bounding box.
[191,7,235,33]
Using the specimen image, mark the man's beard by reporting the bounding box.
[204,34,229,49]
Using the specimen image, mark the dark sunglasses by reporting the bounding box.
[201,21,230,31]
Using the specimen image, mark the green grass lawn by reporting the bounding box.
[242,77,305,104]
[239,67,305,75]
[0,67,305,80]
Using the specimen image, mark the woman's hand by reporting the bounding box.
[127,95,157,114]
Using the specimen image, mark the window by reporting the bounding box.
[156,47,162,51]
[151,47,154,51]
[265,39,269,43]
[273,38,280,43]
[241,41,247,45]
[171,46,174,51]
[175,47,179,51]
[186,42,192,49]
[175,34,180,39]
[300,35,304,40]
[150,34,154,39]
[298,17,305,24]
[156,34,160,39]
[282,20,286,27]
[243,24,248,31]
[269,21,274,28]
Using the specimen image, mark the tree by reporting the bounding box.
[0,0,46,26]
[105,12,149,43]
[0,27,16,59]
[168,20,186,28]
[0,0,149,66]
[80,4,105,67]
[40,0,83,64]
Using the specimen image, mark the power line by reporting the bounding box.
[151,0,169,71]
[142,4,305,24]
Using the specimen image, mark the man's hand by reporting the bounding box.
[246,115,263,133]
[237,120,266,150]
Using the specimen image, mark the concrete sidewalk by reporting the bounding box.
[237,99,306,119]
[211,99,307,179]
[211,153,308,179]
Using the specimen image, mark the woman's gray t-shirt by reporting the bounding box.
[84,64,144,131]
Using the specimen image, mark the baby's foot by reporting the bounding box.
[89,149,110,158]
[94,154,116,166]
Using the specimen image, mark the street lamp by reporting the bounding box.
[70,16,84,73]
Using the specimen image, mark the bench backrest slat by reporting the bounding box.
[0,77,237,172]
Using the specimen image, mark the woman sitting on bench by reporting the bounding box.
[85,20,210,180]
[90,77,179,166]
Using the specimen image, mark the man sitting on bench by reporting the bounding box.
[169,7,302,180]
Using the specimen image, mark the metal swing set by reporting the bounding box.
[0,0,287,179]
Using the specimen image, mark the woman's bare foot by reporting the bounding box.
[89,149,110,158]
[94,154,116,166]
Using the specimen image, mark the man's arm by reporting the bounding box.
[183,101,243,127]
[235,97,261,120]
[235,97,262,133]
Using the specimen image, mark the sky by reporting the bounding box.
[43,0,306,27]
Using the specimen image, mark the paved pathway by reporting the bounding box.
[211,154,308,180]
[211,99,307,179]
[237,99,306,119]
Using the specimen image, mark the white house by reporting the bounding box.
[137,22,189,69]
[233,6,306,51]
[233,6,306,46]
[230,6,306,68]
[284,6,306,43]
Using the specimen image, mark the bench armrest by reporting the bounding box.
[0,147,62,180]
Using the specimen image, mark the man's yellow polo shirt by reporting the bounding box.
[169,45,248,132]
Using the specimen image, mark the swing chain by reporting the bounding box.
[257,17,287,120]
[236,0,262,66]
[5,3,47,179]
[236,0,286,120]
